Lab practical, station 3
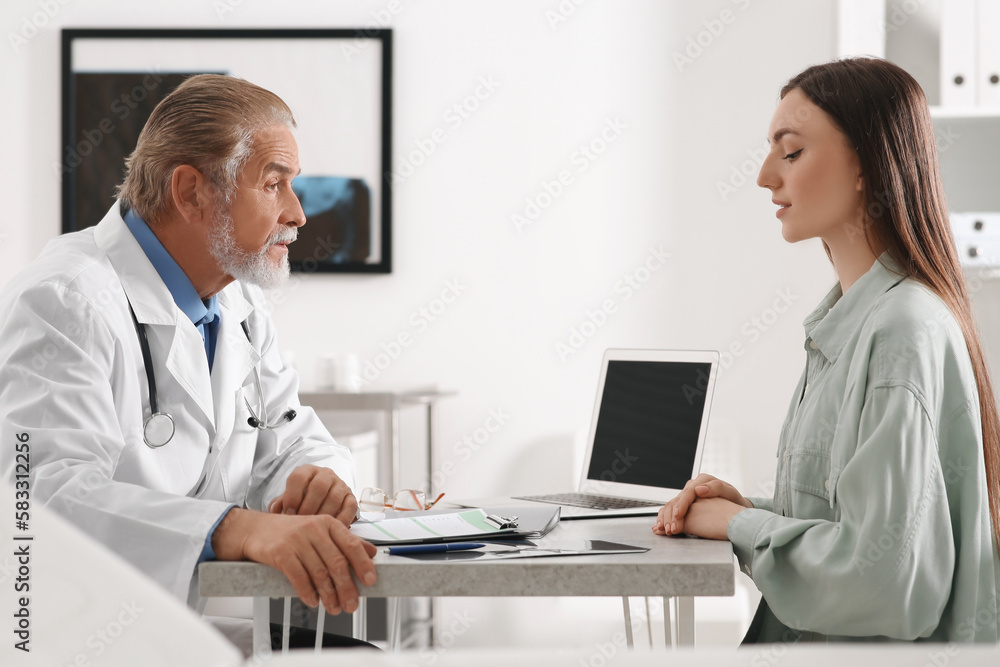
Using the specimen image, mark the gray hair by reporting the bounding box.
[116,74,296,223]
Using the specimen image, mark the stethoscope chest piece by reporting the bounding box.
[143,412,175,449]
[126,296,296,449]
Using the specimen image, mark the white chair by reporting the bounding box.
[0,481,242,666]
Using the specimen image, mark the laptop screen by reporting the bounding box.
[585,360,712,491]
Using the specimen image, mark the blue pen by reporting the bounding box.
[388,542,487,556]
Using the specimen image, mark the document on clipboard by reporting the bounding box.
[350,506,559,546]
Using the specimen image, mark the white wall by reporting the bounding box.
[0,0,843,501]
[7,0,1000,650]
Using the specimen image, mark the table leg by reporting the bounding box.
[281,596,291,654]
[426,406,438,652]
[378,411,397,493]
[662,596,673,648]
[622,596,634,649]
[644,597,653,647]
[676,596,695,646]
[353,598,368,642]
[252,596,272,660]
[391,409,401,492]
[314,607,326,652]
[388,597,402,651]
[426,403,436,494]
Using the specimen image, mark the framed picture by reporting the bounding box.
[60,28,393,273]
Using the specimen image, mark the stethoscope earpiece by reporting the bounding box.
[246,408,296,431]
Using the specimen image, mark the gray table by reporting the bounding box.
[300,388,456,493]
[199,516,735,657]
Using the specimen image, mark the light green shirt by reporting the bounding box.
[728,252,1000,643]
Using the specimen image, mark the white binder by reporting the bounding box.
[951,212,1000,268]
[979,0,1000,106]
[941,0,978,107]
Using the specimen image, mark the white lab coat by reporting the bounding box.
[0,202,356,605]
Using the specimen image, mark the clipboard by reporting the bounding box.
[349,506,560,546]
[393,539,650,561]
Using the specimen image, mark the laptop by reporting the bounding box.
[455,348,720,519]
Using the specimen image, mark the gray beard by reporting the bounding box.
[208,207,291,291]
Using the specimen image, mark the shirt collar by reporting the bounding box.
[803,251,908,363]
[122,208,219,328]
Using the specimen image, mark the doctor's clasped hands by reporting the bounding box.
[213,481,377,615]
[215,463,376,615]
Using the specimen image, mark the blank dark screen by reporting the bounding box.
[585,360,711,490]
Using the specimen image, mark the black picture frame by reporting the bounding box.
[61,28,393,274]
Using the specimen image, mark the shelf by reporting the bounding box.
[929,106,1000,120]
[963,266,1000,281]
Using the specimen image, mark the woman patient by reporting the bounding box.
[654,57,1000,644]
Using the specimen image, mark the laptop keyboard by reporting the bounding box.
[512,492,662,511]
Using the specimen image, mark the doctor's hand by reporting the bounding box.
[268,465,359,525]
[212,508,377,615]
[652,474,752,537]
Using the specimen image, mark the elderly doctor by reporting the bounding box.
[0,75,377,622]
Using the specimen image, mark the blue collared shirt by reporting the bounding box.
[123,207,230,563]
[123,208,221,371]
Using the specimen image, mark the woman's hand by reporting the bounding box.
[652,474,752,537]
[653,497,747,540]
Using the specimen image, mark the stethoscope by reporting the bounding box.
[126,300,296,448]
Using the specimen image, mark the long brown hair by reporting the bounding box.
[782,57,1000,548]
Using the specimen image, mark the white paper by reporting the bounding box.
[350,508,502,543]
